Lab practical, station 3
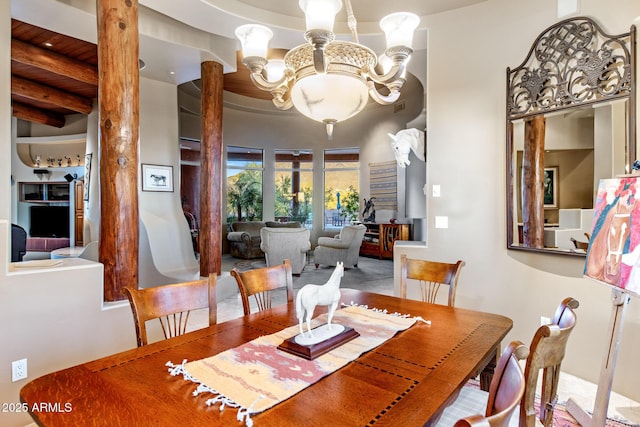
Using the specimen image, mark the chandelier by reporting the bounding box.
[235,0,419,137]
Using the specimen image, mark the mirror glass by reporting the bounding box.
[508,100,630,255]
[505,17,635,257]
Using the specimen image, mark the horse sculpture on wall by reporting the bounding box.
[296,261,344,338]
[388,128,425,168]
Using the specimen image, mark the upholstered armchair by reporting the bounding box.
[260,227,311,275]
[313,224,366,268]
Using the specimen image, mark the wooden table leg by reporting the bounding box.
[479,347,499,391]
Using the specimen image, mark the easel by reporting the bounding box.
[566,287,631,426]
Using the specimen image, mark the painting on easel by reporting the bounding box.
[585,176,640,297]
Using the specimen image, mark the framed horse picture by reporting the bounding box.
[142,164,174,192]
[543,167,558,208]
[585,176,640,297]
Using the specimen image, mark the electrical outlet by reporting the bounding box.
[12,358,27,382]
[540,316,551,326]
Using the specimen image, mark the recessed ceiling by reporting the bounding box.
[235,0,486,25]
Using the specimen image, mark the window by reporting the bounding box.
[275,150,313,227]
[324,148,359,228]
[226,146,263,222]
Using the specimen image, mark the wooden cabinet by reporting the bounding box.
[360,223,411,259]
[360,227,381,258]
[20,182,70,202]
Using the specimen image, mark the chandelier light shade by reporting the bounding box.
[380,13,420,48]
[299,0,342,32]
[235,0,419,137]
[235,24,273,59]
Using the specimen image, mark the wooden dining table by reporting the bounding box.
[20,289,512,426]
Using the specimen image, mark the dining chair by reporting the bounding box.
[11,223,27,262]
[122,274,217,347]
[230,259,294,315]
[435,297,579,427]
[399,254,465,307]
[445,340,529,427]
[518,296,579,427]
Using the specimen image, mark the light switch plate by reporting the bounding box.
[432,185,441,198]
[435,216,448,229]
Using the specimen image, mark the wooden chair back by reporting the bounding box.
[399,254,465,307]
[519,297,579,427]
[122,274,217,347]
[455,341,529,427]
[231,259,294,315]
[570,232,591,250]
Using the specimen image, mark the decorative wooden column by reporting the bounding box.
[199,61,223,276]
[522,115,546,248]
[97,0,139,301]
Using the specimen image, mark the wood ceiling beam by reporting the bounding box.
[11,39,98,85]
[11,102,65,128]
[11,76,93,114]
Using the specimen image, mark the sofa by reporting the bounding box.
[227,221,302,259]
[260,227,311,275]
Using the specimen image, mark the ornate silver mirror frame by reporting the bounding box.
[506,17,636,256]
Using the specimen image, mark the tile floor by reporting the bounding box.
[557,374,640,425]
[206,255,640,425]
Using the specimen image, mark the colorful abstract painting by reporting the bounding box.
[585,177,640,297]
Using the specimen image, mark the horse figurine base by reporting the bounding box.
[277,326,360,360]
[295,324,345,346]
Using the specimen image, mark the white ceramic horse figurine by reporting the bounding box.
[296,261,344,338]
[388,128,425,168]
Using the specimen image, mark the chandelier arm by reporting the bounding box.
[367,81,402,105]
[366,62,406,85]
[248,71,291,92]
[272,96,293,110]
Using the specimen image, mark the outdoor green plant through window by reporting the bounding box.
[226,146,263,222]
[340,185,360,222]
[275,149,312,227]
[324,148,360,227]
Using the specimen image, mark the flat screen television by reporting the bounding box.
[30,205,70,238]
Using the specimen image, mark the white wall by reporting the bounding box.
[395,0,640,405]
[138,78,198,286]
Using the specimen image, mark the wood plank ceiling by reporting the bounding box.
[10,18,274,130]
[10,19,98,128]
